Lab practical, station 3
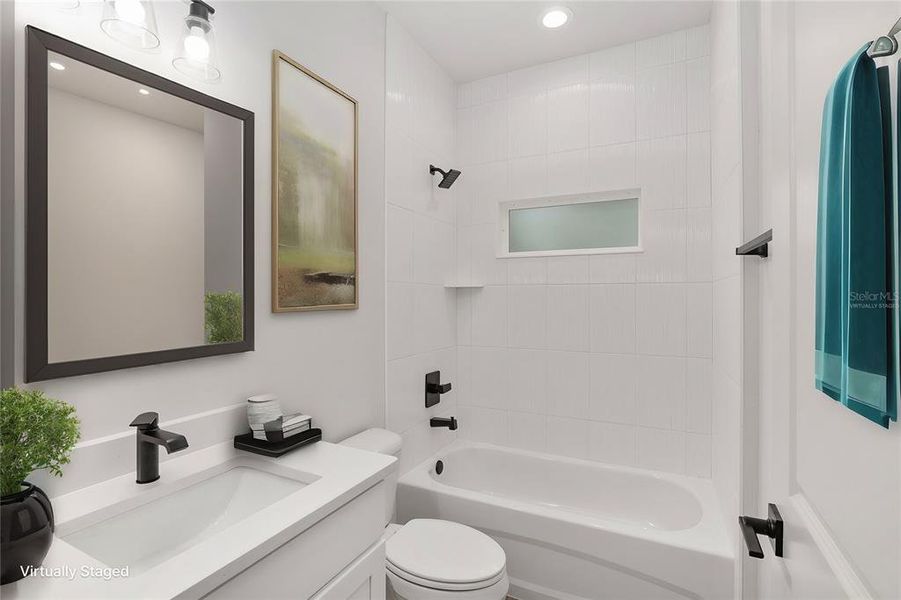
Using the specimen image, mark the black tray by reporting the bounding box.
[233,428,322,457]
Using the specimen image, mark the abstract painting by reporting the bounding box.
[272,51,357,311]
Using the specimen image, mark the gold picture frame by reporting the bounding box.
[271,50,358,312]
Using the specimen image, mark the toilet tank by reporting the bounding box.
[340,428,402,524]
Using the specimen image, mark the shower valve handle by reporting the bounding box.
[425,371,452,408]
[739,503,783,559]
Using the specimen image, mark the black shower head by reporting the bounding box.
[429,165,461,189]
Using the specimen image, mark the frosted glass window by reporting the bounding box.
[508,197,639,253]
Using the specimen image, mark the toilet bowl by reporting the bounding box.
[384,520,509,600]
[340,429,509,600]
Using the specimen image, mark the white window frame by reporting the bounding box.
[496,188,643,259]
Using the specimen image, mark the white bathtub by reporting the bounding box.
[396,441,733,600]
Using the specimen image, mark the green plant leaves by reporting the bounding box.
[0,388,80,497]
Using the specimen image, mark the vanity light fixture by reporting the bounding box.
[172,0,221,82]
[541,7,572,29]
[49,61,66,71]
[100,0,160,50]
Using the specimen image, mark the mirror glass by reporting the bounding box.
[44,50,246,364]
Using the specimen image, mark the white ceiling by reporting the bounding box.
[380,1,712,82]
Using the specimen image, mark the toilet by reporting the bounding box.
[341,429,509,600]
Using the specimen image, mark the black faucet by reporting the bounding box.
[129,412,189,484]
[430,416,457,431]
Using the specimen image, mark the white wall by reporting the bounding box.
[384,16,459,474]
[8,1,386,487]
[788,3,901,597]
[1,0,13,388]
[452,26,713,477]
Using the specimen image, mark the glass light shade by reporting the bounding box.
[172,13,221,82]
[100,0,160,50]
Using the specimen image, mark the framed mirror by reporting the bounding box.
[25,27,254,382]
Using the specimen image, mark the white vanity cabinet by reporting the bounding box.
[203,482,386,600]
[2,442,394,600]
[311,540,386,600]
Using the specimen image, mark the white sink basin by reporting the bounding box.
[60,460,315,574]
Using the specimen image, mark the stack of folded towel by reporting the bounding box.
[246,394,313,442]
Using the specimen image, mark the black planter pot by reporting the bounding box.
[0,483,54,585]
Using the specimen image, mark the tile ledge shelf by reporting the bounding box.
[444,283,485,289]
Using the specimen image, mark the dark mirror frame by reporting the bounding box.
[25,26,255,382]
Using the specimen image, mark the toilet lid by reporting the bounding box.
[386,519,506,589]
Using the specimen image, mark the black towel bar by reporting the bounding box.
[736,229,773,258]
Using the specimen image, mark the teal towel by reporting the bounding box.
[815,44,897,427]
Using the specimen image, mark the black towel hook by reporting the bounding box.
[868,16,901,58]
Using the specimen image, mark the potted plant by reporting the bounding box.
[0,388,79,584]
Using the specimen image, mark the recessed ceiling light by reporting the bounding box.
[138,88,150,95]
[49,61,66,71]
[541,7,572,29]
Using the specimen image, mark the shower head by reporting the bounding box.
[429,165,461,189]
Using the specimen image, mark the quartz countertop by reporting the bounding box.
[3,440,394,599]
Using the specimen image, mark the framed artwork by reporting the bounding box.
[271,50,358,312]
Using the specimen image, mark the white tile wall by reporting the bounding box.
[547,256,590,284]
[547,84,591,152]
[589,353,637,424]
[547,416,590,459]
[454,25,712,477]
[508,93,548,158]
[507,286,548,349]
[590,284,636,354]
[508,411,547,452]
[589,142,637,191]
[547,285,590,351]
[590,421,637,465]
[507,349,547,412]
[386,18,459,473]
[708,2,742,518]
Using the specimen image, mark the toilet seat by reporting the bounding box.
[386,519,507,592]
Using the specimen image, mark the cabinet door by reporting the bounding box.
[346,579,370,600]
[313,540,386,600]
